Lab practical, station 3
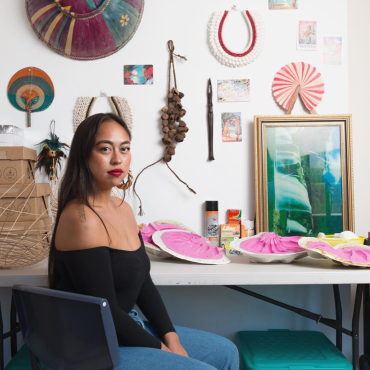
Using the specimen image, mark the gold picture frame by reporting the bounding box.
[254,115,354,236]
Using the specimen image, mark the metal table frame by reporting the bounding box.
[1,284,370,369]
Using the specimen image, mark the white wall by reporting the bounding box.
[0,0,359,366]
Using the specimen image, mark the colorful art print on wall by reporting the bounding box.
[322,36,342,66]
[254,115,354,237]
[268,0,298,10]
[25,0,145,61]
[217,80,250,102]
[297,21,317,50]
[124,65,153,85]
[221,113,242,142]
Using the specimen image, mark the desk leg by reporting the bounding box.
[10,296,17,358]
[364,284,370,356]
[353,284,363,370]
[0,300,3,370]
[333,285,343,351]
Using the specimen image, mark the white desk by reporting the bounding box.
[1,254,369,369]
[1,254,370,287]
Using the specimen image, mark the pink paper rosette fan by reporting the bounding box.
[272,62,325,112]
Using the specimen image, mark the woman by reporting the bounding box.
[49,113,239,370]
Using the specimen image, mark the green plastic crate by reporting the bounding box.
[5,344,45,370]
[237,330,352,370]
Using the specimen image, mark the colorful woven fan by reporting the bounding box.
[272,62,325,113]
[26,0,144,60]
[7,67,54,127]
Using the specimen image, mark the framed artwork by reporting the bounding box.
[254,115,354,236]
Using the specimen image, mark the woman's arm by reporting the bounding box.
[61,249,163,349]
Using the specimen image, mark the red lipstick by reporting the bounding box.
[108,169,123,177]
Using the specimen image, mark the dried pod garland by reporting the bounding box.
[133,40,196,216]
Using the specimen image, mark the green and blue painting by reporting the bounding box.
[266,126,342,236]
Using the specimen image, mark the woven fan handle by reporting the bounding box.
[286,85,318,115]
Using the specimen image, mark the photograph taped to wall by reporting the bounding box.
[323,36,342,66]
[254,115,354,237]
[124,65,153,85]
[221,113,242,142]
[217,79,250,102]
[268,0,298,10]
[297,21,317,50]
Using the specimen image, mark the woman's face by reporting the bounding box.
[88,120,131,190]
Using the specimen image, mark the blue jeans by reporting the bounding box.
[115,322,239,369]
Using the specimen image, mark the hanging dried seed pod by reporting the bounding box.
[162,127,169,133]
[161,106,169,113]
[168,92,174,99]
[179,110,186,117]
[164,154,172,162]
[168,147,175,155]
[173,96,181,103]
[173,87,179,95]
[168,131,175,139]
[179,92,184,99]
[183,126,189,132]
[162,120,169,126]
[178,127,186,133]
[179,120,186,127]
[175,134,184,142]
[161,113,169,120]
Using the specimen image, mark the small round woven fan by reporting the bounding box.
[272,62,324,113]
[7,67,54,127]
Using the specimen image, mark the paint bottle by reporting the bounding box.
[364,232,370,246]
[205,201,219,247]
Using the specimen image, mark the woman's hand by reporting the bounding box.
[161,342,172,352]
[163,332,189,357]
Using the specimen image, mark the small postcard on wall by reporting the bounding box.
[221,113,242,142]
[269,0,298,10]
[322,36,342,66]
[217,79,250,102]
[124,65,153,85]
[297,21,317,51]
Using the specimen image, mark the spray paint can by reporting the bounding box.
[205,201,219,247]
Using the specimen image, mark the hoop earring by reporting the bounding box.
[117,169,133,190]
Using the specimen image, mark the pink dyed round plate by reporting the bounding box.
[231,232,307,263]
[299,237,370,267]
[139,219,196,258]
[152,230,230,265]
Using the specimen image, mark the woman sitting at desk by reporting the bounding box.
[48,113,239,370]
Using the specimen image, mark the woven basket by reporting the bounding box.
[0,177,53,269]
[0,224,52,269]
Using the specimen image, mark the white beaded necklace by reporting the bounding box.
[207,8,265,68]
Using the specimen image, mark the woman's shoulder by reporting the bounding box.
[56,200,108,251]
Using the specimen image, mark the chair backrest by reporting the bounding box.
[12,284,120,370]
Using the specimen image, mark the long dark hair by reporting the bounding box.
[48,113,132,289]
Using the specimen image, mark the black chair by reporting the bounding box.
[12,284,120,370]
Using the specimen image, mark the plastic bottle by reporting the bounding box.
[205,201,219,247]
